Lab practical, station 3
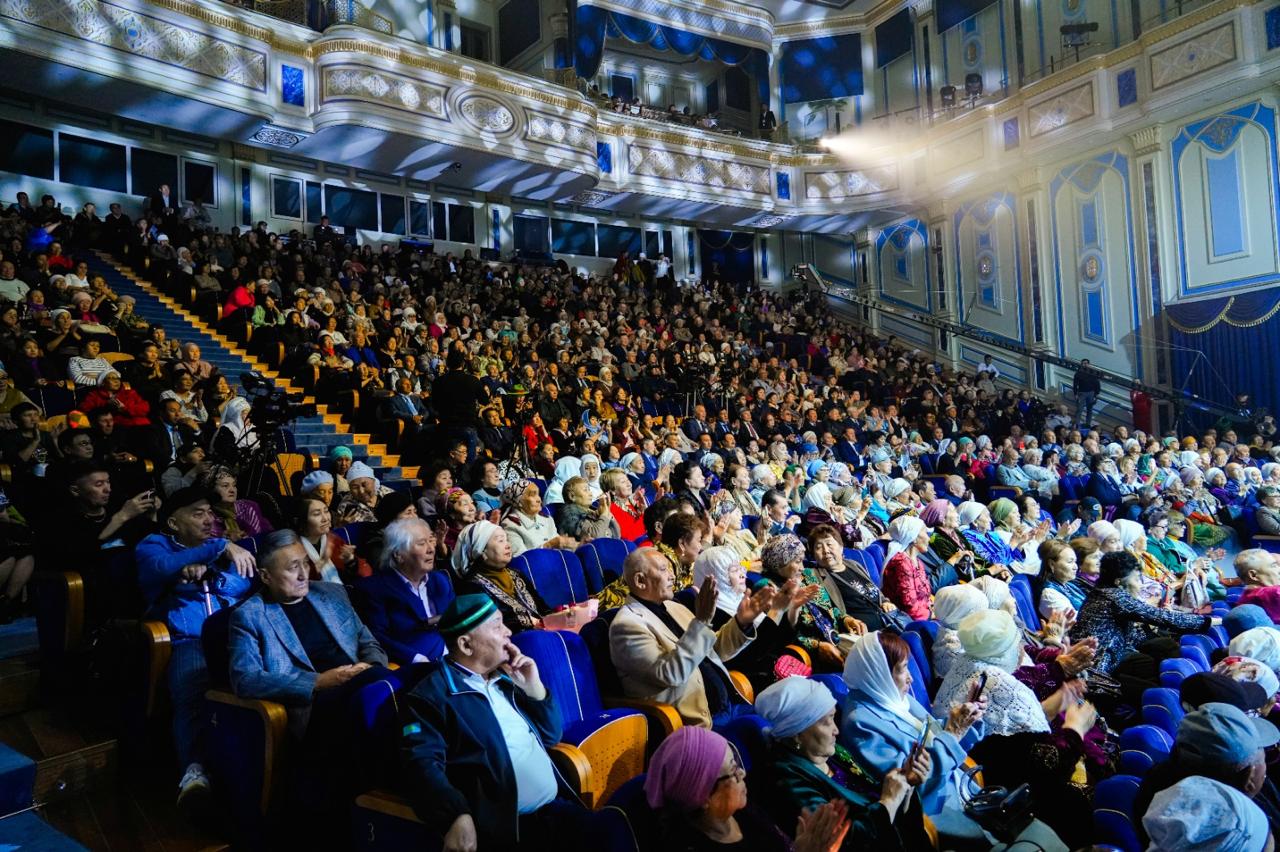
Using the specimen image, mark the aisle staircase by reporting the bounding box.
[86,254,418,488]
[0,740,88,849]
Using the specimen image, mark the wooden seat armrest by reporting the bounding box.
[354,789,422,822]
[548,742,595,808]
[602,697,682,737]
[35,570,84,651]
[205,690,289,815]
[140,620,171,717]
[728,670,754,704]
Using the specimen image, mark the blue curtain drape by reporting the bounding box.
[1165,289,1280,420]
[698,230,755,283]
[576,5,768,98]
[575,5,608,79]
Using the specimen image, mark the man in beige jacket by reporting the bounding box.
[608,548,777,727]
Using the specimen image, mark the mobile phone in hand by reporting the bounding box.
[968,672,988,702]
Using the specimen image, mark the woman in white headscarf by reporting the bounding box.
[579,453,604,500]
[1086,520,1122,553]
[619,451,646,486]
[934,610,1086,737]
[958,501,1017,581]
[882,478,915,518]
[212,396,258,457]
[799,480,862,547]
[451,520,545,632]
[1114,518,1179,605]
[838,632,987,832]
[937,612,1105,849]
[881,516,933,621]
[542,456,582,506]
[932,584,991,680]
[692,546,748,627]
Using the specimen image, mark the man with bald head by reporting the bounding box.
[608,547,777,727]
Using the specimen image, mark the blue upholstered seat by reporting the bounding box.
[577,539,633,594]
[0,812,88,850]
[603,775,658,851]
[513,629,649,808]
[811,673,850,702]
[1118,724,1173,776]
[844,548,882,587]
[899,629,934,697]
[1180,643,1211,671]
[719,714,770,772]
[1158,657,1201,690]
[1181,632,1218,658]
[1092,775,1143,852]
[1008,574,1041,632]
[1141,687,1184,739]
[512,629,644,744]
[0,742,36,818]
[510,549,590,609]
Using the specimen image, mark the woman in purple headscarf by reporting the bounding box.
[645,726,850,851]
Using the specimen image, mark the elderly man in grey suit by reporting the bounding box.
[228,529,390,830]
[608,548,778,728]
[228,528,388,733]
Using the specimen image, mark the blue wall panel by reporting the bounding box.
[780,34,864,102]
[1205,150,1245,257]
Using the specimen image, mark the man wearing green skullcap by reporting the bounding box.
[400,594,594,849]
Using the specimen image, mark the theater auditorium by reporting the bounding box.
[0,0,1278,848]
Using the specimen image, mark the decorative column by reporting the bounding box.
[930,201,959,368]
[1129,123,1173,428]
[768,47,782,122]
[435,0,459,52]
[1016,167,1052,392]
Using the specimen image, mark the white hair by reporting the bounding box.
[380,517,430,571]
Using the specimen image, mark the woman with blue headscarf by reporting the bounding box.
[754,676,934,851]
[957,501,1016,580]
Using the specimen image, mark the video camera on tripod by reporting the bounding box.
[240,371,317,430]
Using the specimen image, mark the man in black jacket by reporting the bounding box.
[399,594,594,850]
[431,349,487,464]
[1072,359,1102,428]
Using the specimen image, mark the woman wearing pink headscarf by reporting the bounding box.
[645,725,850,851]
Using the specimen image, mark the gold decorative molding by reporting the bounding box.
[1150,20,1237,90]
[596,115,803,165]
[803,165,900,200]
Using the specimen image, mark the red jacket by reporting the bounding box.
[79,388,151,427]
[882,552,932,621]
[610,502,646,542]
[223,286,255,317]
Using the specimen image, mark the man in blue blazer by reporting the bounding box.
[354,518,455,666]
[228,529,389,741]
[387,377,430,430]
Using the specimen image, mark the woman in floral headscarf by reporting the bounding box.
[761,533,864,671]
[452,521,545,633]
[498,477,577,557]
